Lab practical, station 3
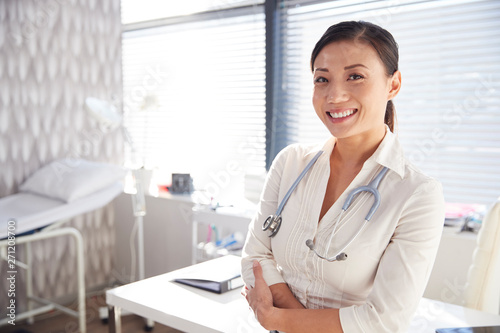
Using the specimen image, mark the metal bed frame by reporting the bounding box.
[0,219,87,332]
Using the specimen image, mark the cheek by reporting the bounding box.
[312,87,324,109]
[312,97,325,121]
[356,84,387,109]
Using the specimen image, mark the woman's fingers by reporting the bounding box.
[247,260,275,328]
[241,285,249,297]
[252,260,264,284]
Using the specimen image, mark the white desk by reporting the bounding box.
[106,256,500,333]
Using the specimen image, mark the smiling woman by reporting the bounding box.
[241,21,445,333]
[310,21,400,136]
[311,41,399,145]
[310,22,402,221]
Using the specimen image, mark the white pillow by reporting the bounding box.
[19,159,127,202]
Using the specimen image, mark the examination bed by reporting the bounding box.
[0,159,126,333]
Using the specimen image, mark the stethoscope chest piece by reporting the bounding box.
[262,215,281,237]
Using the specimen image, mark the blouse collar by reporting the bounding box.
[318,125,406,179]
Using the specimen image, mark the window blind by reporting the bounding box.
[121,5,266,202]
[121,0,264,24]
[275,0,500,205]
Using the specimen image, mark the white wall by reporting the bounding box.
[424,228,477,306]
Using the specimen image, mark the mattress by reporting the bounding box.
[0,182,123,239]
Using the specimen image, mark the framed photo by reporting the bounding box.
[170,173,193,194]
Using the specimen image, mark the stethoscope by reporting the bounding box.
[262,150,389,262]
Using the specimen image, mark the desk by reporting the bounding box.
[107,256,500,333]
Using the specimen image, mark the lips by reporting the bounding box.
[327,108,358,119]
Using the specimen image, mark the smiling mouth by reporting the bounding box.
[327,109,357,119]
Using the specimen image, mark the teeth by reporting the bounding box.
[328,109,355,119]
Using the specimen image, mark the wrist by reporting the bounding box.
[261,306,281,330]
[269,283,304,309]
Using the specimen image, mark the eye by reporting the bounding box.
[314,76,328,83]
[348,74,364,81]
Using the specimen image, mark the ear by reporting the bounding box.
[387,70,402,100]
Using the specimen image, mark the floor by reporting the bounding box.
[1,293,183,333]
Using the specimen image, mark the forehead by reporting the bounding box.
[314,40,382,68]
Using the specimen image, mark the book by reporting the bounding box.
[173,255,245,294]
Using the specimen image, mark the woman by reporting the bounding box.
[241,21,445,332]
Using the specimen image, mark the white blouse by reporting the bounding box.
[241,129,445,332]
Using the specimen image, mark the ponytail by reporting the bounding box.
[385,100,396,133]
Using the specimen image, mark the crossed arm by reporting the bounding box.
[242,260,343,333]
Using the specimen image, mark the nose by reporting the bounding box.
[327,82,348,103]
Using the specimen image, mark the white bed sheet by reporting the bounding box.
[0,182,123,239]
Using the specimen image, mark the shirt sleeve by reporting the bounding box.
[241,146,292,288]
[339,179,445,333]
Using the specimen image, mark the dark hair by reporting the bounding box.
[310,21,399,132]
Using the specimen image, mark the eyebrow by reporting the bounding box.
[344,63,368,70]
[314,64,369,72]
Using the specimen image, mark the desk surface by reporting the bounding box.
[107,256,500,333]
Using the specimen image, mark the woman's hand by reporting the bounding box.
[242,260,277,329]
[242,260,342,333]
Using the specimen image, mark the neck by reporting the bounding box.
[332,126,386,169]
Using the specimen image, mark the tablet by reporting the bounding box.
[436,327,500,333]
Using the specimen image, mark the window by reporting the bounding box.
[121,0,500,206]
[275,0,500,205]
[121,2,266,203]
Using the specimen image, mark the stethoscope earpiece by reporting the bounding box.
[305,239,348,262]
[336,252,348,261]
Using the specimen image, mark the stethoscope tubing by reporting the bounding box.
[262,151,323,237]
[309,166,389,261]
[276,150,324,216]
[263,151,390,262]
[341,166,389,221]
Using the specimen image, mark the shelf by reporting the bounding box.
[191,205,255,264]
